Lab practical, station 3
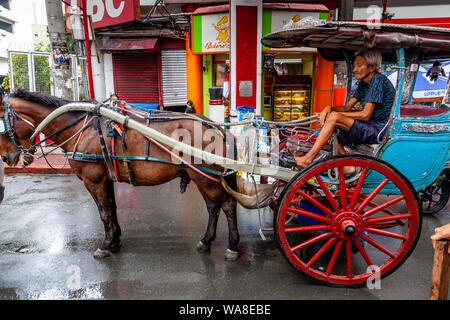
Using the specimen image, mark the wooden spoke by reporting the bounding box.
[297,189,333,217]
[365,227,407,241]
[290,232,333,252]
[360,234,396,258]
[315,174,340,212]
[326,240,344,276]
[306,236,338,267]
[346,240,353,279]
[355,178,389,215]
[285,225,331,233]
[287,207,331,224]
[365,213,411,226]
[361,195,405,219]
[349,167,368,210]
[354,239,373,267]
[339,167,348,209]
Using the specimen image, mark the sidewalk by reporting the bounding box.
[4,149,73,174]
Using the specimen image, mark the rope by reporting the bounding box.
[71,114,90,159]
[34,117,94,161]
[110,101,320,128]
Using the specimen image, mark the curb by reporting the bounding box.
[5,167,73,174]
[4,153,73,175]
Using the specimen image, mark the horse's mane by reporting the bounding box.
[10,89,73,109]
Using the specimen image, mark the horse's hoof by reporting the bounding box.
[196,240,211,253]
[224,249,239,261]
[110,241,122,253]
[93,248,111,259]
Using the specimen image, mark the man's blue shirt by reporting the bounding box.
[353,73,396,130]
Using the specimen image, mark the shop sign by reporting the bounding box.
[65,0,140,30]
[193,14,231,53]
[193,11,327,53]
[262,11,328,51]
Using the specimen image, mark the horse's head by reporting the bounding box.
[0,93,36,167]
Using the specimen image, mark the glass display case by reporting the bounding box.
[273,88,310,121]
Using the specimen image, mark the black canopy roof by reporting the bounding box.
[261,18,450,62]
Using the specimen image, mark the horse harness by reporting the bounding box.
[1,95,36,155]
[1,96,232,183]
[76,103,232,185]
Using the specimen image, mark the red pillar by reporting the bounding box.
[230,0,263,115]
[81,0,95,100]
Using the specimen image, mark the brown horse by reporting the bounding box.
[0,89,240,260]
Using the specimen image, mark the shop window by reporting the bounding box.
[0,0,9,10]
[274,59,302,76]
[214,63,227,86]
[0,20,12,33]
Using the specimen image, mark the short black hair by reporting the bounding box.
[187,100,194,107]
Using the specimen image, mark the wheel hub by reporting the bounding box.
[332,212,363,239]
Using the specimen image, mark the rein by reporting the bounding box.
[1,94,92,167]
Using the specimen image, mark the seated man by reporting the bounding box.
[295,48,395,170]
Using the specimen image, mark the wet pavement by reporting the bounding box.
[0,173,449,300]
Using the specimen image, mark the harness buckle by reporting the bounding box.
[68,152,99,163]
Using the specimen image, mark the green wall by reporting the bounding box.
[202,54,213,117]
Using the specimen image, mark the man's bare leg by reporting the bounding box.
[337,141,356,175]
[295,112,354,167]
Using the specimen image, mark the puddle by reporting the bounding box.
[0,242,42,254]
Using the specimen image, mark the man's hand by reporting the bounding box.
[319,105,332,126]
[431,223,450,254]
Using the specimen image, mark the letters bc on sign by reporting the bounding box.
[65,0,140,30]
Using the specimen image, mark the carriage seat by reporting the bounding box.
[345,143,380,157]
[400,104,449,118]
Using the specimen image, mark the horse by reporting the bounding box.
[0,89,240,261]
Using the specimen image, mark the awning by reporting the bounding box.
[100,38,159,53]
[192,3,329,15]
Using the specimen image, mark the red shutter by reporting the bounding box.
[159,38,185,50]
[113,53,159,104]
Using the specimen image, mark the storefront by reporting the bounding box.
[65,1,188,110]
[190,3,332,121]
[100,36,187,110]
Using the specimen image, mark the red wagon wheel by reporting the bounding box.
[275,154,421,287]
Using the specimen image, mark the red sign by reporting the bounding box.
[65,0,140,30]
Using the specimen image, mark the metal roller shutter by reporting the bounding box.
[113,53,159,104]
[161,50,187,107]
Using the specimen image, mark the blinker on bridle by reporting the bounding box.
[1,94,36,154]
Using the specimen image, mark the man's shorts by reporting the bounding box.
[337,120,384,146]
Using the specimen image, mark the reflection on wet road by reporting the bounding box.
[0,174,448,299]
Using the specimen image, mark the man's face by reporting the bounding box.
[353,55,376,80]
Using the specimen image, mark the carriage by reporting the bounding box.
[1,20,450,288]
[259,19,450,286]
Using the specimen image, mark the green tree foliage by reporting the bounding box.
[1,42,53,94]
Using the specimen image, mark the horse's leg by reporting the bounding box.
[221,195,240,261]
[105,178,121,252]
[196,193,221,253]
[82,177,119,259]
[195,183,240,261]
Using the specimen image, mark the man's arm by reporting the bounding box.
[339,102,376,121]
[319,98,358,125]
[331,97,359,112]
